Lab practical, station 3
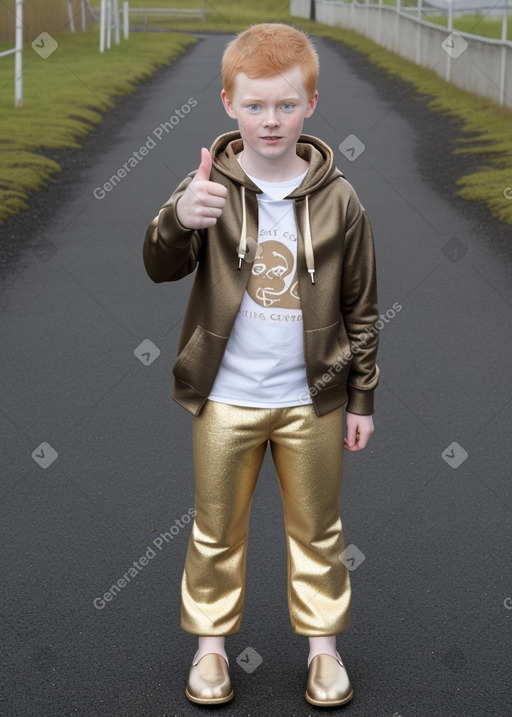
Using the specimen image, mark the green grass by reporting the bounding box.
[426,13,512,40]
[290,17,512,224]
[0,0,511,225]
[0,0,285,224]
[0,30,196,222]
[112,0,292,33]
[302,0,512,40]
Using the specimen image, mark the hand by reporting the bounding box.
[344,412,374,452]
[176,148,227,229]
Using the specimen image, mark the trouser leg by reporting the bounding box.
[269,405,351,636]
[181,401,267,635]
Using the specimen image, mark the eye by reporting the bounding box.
[281,103,295,111]
[247,104,261,112]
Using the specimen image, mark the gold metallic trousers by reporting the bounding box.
[181,401,351,636]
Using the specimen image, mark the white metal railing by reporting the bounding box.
[291,0,512,107]
[66,0,87,31]
[128,3,206,25]
[96,2,205,51]
[0,0,23,108]
[99,0,121,51]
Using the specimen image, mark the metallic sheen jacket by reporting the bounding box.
[143,131,379,417]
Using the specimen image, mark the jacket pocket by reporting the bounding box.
[304,319,351,393]
[172,325,228,397]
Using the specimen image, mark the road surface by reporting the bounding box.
[1,31,511,717]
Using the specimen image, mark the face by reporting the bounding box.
[221,65,318,173]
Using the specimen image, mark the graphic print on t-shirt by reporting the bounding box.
[207,166,312,408]
[247,239,300,310]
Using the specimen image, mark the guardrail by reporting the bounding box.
[128,3,205,29]
[97,2,205,49]
[130,5,205,19]
[291,0,512,107]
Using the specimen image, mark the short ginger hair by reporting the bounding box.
[222,23,319,100]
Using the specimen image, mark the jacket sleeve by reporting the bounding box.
[142,173,204,283]
[341,189,380,415]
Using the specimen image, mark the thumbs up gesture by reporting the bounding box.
[176,148,228,229]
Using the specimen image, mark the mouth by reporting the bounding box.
[261,136,282,142]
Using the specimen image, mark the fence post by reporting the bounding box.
[67,0,75,32]
[100,0,106,51]
[499,0,508,105]
[14,0,23,108]
[446,0,453,82]
[81,0,87,31]
[395,0,401,53]
[112,0,120,44]
[416,0,423,64]
[106,0,112,50]
[123,1,129,40]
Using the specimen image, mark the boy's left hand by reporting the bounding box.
[344,412,374,452]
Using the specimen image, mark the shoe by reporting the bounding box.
[185,653,234,705]
[305,653,354,707]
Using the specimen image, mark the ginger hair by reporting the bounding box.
[222,23,319,100]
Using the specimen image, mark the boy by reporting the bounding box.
[143,23,379,708]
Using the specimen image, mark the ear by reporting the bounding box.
[221,89,237,119]
[304,90,319,119]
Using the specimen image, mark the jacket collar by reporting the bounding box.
[209,131,343,197]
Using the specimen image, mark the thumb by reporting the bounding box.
[194,147,212,182]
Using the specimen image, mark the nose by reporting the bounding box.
[263,109,279,127]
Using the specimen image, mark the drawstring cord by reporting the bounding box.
[237,185,247,269]
[237,185,315,284]
[304,195,315,284]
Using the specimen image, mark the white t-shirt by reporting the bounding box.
[208,166,313,407]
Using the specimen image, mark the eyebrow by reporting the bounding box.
[242,96,301,104]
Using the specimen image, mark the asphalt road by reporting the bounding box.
[1,32,511,717]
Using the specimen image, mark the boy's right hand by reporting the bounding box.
[176,148,228,229]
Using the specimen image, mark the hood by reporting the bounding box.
[209,131,344,283]
[210,131,343,196]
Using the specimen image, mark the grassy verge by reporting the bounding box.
[1,0,511,225]
[0,0,283,225]
[0,30,196,223]
[290,17,512,224]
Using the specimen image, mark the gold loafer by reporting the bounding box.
[185,653,234,705]
[305,654,354,707]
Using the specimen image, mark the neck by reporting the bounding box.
[239,149,308,182]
